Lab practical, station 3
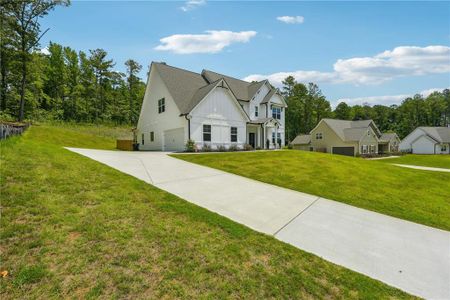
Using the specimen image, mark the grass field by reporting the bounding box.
[173,150,450,231]
[0,125,415,299]
[376,154,450,169]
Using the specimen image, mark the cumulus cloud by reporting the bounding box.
[337,87,449,107]
[243,45,450,86]
[276,16,305,24]
[155,30,257,54]
[180,0,206,12]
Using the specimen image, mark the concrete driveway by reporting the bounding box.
[67,148,450,299]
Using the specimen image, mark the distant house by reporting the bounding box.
[136,62,287,151]
[291,118,400,156]
[399,127,450,154]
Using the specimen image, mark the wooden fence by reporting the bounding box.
[0,122,30,140]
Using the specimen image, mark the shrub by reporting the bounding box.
[185,139,196,152]
[202,144,211,152]
[243,144,253,151]
[217,145,227,152]
[287,143,293,149]
[228,144,239,151]
[255,146,262,150]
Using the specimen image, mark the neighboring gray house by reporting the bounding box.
[137,62,287,151]
[291,118,400,156]
[399,127,450,154]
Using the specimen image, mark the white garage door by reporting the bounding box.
[163,128,185,151]
[411,136,435,154]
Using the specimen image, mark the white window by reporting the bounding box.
[362,145,368,154]
[442,144,447,152]
[272,107,281,119]
[231,127,237,142]
[255,106,258,117]
[158,98,165,114]
[203,125,211,142]
[315,133,323,140]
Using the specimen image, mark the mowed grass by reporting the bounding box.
[0,125,415,299]
[376,154,450,169]
[173,150,450,231]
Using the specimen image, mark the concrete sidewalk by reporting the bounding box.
[392,163,450,173]
[66,148,450,299]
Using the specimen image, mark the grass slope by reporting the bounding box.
[377,154,450,169]
[173,151,450,231]
[0,125,415,299]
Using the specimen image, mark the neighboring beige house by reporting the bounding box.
[291,118,400,156]
[399,127,450,154]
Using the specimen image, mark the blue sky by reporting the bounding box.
[40,1,450,106]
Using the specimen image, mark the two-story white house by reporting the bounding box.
[136,62,287,151]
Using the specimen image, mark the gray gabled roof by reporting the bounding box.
[419,127,450,143]
[153,62,206,114]
[380,132,399,142]
[291,134,311,145]
[152,62,282,115]
[261,89,276,104]
[320,119,380,142]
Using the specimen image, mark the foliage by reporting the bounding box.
[185,139,196,152]
[243,144,253,151]
[228,144,239,151]
[0,125,413,298]
[217,145,227,152]
[1,4,145,125]
[201,143,211,152]
[173,150,450,231]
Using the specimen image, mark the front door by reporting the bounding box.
[249,133,255,149]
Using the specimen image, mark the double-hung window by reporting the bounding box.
[272,107,281,119]
[254,106,259,117]
[230,127,237,142]
[362,145,368,154]
[158,98,165,114]
[203,125,211,142]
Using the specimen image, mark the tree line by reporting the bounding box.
[1,0,145,125]
[281,76,450,140]
[1,1,449,140]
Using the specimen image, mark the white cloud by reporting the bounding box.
[277,16,305,24]
[180,0,206,12]
[40,47,50,55]
[337,87,449,107]
[243,45,450,86]
[155,30,257,54]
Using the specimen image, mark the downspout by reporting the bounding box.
[184,114,191,140]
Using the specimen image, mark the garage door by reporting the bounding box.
[163,128,185,151]
[332,146,355,156]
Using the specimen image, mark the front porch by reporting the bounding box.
[247,118,282,150]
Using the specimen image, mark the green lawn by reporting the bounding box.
[173,150,450,231]
[0,125,415,299]
[377,154,450,169]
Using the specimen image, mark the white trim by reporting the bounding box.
[190,79,250,122]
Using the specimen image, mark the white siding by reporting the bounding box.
[268,94,286,146]
[411,135,436,154]
[190,86,247,149]
[249,83,270,120]
[399,128,427,151]
[136,66,187,151]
